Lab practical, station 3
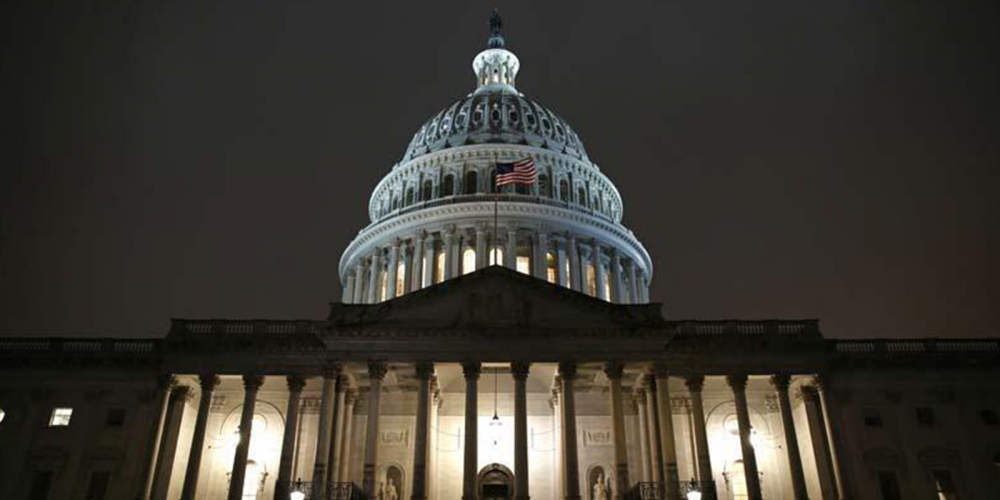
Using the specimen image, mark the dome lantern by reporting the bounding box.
[473,10,519,94]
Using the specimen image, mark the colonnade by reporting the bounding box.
[135,363,851,500]
[342,227,649,305]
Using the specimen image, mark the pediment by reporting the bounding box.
[327,266,664,332]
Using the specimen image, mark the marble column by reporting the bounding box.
[401,245,413,295]
[386,240,401,300]
[137,374,173,500]
[592,241,607,300]
[534,232,549,280]
[579,246,593,296]
[423,233,436,287]
[275,376,306,500]
[352,260,366,304]
[627,261,639,305]
[506,224,518,270]
[655,369,680,500]
[343,273,356,304]
[604,363,630,499]
[559,361,582,500]
[800,386,836,499]
[610,249,623,304]
[151,385,190,500]
[772,375,808,500]
[328,376,348,484]
[816,376,853,500]
[512,362,531,500]
[568,236,581,292]
[180,375,219,500]
[367,250,382,303]
[428,382,441,500]
[475,222,488,270]
[643,377,663,483]
[726,375,762,500]
[363,361,388,497]
[227,375,265,500]
[462,361,482,500]
[411,231,426,291]
[556,238,569,287]
[634,391,652,483]
[684,376,714,495]
[412,363,434,500]
[640,275,650,303]
[313,365,341,487]
[443,226,456,280]
[337,390,357,483]
[553,385,565,500]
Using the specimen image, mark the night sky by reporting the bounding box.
[2,1,998,339]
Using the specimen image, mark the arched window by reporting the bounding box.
[443,175,455,196]
[405,187,414,206]
[489,169,497,193]
[435,251,446,284]
[396,261,406,296]
[516,255,531,275]
[539,174,551,198]
[586,264,597,296]
[515,183,529,195]
[379,269,388,302]
[462,248,476,274]
[465,170,479,194]
[578,187,587,207]
[490,246,504,266]
[546,251,557,283]
[595,193,602,212]
[422,181,432,201]
[392,195,399,211]
[559,180,569,202]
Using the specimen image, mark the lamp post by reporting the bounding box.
[290,478,305,500]
[682,479,702,500]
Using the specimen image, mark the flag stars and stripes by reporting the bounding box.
[495,157,538,187]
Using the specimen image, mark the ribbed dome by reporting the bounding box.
[401,90,590,163]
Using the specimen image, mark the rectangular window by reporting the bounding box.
[516,255,530,275]
[863,408,883,427]
[105,408,126,427]
[916,407,935,427]
[28,471,54,500]
[86,471,112,500]
[586,264,597,296]
[933,470,957,500]
[49,408,72,427]
[395,262,406,296]
[435,251,445,284]
[877,471,901,500]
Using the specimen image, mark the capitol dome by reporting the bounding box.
[339,11,652,305]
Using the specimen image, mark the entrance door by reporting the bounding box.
[478,463,514,500]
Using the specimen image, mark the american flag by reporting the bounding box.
[495,157,537,187]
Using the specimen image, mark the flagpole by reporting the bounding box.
[493,152,499,266]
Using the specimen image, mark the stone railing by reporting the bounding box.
[833,338,1000,357]
[375,192,617,226]
[671,320,821,338]
[168,319,322,337]
[0,337,160,366]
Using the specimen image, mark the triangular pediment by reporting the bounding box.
[327,266,665,332]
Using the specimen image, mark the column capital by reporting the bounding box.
[684,375,705,393]
[336,374,350,391]
[510,361,531,380]
[642,372,657,389]
[415,361,435,380]
[416,229,427,240]
[156,373,176,390]
[368,360,389,381]
[242,374,264,391]
[799,384,820,402]
[322,361,343,379]
[462,361,482,380]
[603,361,624,380]
[286,375,307,393]
[198,375,220,392]
[346,389,359,406]
[770,374,791,392]
[558,360,577,380]
[726,374,748,392]
[652,362,671,379]
[475,220,489,234]
[170,385,192,402]
[813,373,834,392]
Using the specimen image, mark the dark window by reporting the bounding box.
[464,171,479,194]
[443,175,455,196]
[916,407,935,427]
[28,471,54,500]
[422,181,432,201]
[85,471,111,500]
[863,408,883,428]
[105,408,126,427]
[932,470,957,499]
[539,175,551,198]
[981,409,998,426]
[877,471,901,500]
[577,187,587,207]
[515,183,529,195]
[559,180,569,202]
[489,170,497,193]
[405,187,414,206]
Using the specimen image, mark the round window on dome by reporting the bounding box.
[541,118,551,131]
[526,115,536,127]
[473,110,483,123]
[509,111,519,123]
[491,109,501,122]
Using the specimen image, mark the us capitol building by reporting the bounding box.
[1,12,998,500]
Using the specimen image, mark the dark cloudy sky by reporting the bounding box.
[2,1,998,339]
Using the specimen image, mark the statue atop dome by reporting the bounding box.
[488,9,506,49]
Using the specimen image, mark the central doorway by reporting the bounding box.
[478,463,514,500]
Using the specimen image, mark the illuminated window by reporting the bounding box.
[516,256,530,275]
[379,270,388,302]
[586,264,596,296]
[489,247,504,266]
[49,408,73,427]
[395,262,406,296]
[435,251,445,283]
[462,248,476,275]
[0,407,5,425]
[546,252,557,283]
[603,276,611,301]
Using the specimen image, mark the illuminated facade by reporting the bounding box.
[1,12,999,500]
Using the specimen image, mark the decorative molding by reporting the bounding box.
[379,429,410,447]
[582,429,612,447]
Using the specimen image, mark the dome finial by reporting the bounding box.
[488,8,505,49]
